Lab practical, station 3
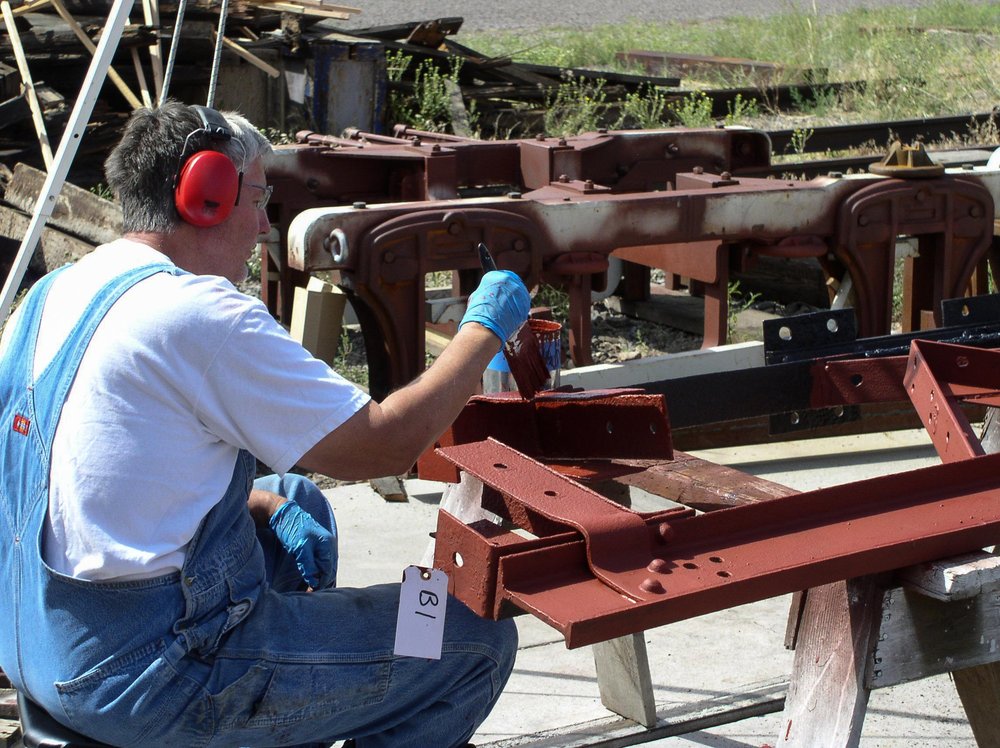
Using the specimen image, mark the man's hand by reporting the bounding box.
[268,500,335,589]
[460,270,531,343]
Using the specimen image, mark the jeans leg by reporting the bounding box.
[253,473,338,591]
[193,584,517,748]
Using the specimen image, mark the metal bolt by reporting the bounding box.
[720,171,732,180]
[410,136,421,145]
[584,179,594,189]
[536,133,546,141]
[828,171,844,178]
[508,191,522,199]
[353,201,367,209]
[448,222,461,235]
[693,166,704,175]
[597,128,608,134]
[557,138,568,146]
[431,144,441,152]
[558,174,569,183]
[666,143,679,155]
[962,163,975,170]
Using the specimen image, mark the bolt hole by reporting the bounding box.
[453,552,464,567]
[493,462,508,470]
[956,355,969,368]
[779,326,792,341]
[833,405,845,418]
[544,490,557,497]
[790,412,800,425]
[683,562,699,570]
[851,374,864,387]
[717,571,732,578]
[709,556,724,563]
[962,304,971,317]
[826,318,839,334]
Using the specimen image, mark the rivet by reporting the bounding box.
[858,215,869,227]
[647,558,670,573]
[693,166,704,175]
[720,171,732,180]
[658,522,675,542]
[513,239,527,251]
[448,222,461,235]
[384,251,395,263]
[558,174,569,183]
[639,578,665,594]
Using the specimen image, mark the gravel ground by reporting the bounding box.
[334,0,988,32]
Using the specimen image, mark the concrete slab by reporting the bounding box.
[324,427,981,747]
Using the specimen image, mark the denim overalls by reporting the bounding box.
[0,263,517,747]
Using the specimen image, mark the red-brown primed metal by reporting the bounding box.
[287,170,996,397]
[435,440,1000,648]
[904,340,1000,462]
[416,389,672,483]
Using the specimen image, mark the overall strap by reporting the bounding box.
[30,262,178,445]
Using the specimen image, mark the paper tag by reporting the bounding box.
[393,566,448,660]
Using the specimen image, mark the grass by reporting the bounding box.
[456,1,1000,138]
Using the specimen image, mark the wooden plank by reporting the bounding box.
[592,633,657,727]
[1,0,53,168]
[0,718,19,748]
[0,204,97,275]
[47,0,143,110]
[953,662,1000,747]
[214,32,281,78]
[897,550,1000,601]
[445,78,472,138]
[867,582,1000,689]
[777,577,885,747]
[5,162,122,246]
[611,450,798,513]
[139,0,164,99]
[369,475,407,502]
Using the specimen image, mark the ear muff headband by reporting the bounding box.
[173,106,245,227]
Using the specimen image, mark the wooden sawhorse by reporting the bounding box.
[779,550,1000,747]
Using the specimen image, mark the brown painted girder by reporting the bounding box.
[436,437,1000,648]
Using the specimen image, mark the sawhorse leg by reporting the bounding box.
[778,577,885,747]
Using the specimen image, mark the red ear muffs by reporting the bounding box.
[174,150,240,227]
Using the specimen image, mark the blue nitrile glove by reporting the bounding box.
[268,500,335,589]
[460,270,531,343]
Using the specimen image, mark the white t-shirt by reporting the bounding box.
[4,239,370,581]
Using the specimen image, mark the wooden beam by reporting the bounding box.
[0,0,53,167]
[140,0,164,99]
[212,31,280,78]
[48,0,143,109]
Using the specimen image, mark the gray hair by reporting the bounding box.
[104,100,272,233]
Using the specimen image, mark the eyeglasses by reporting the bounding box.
[247,183,273,211]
